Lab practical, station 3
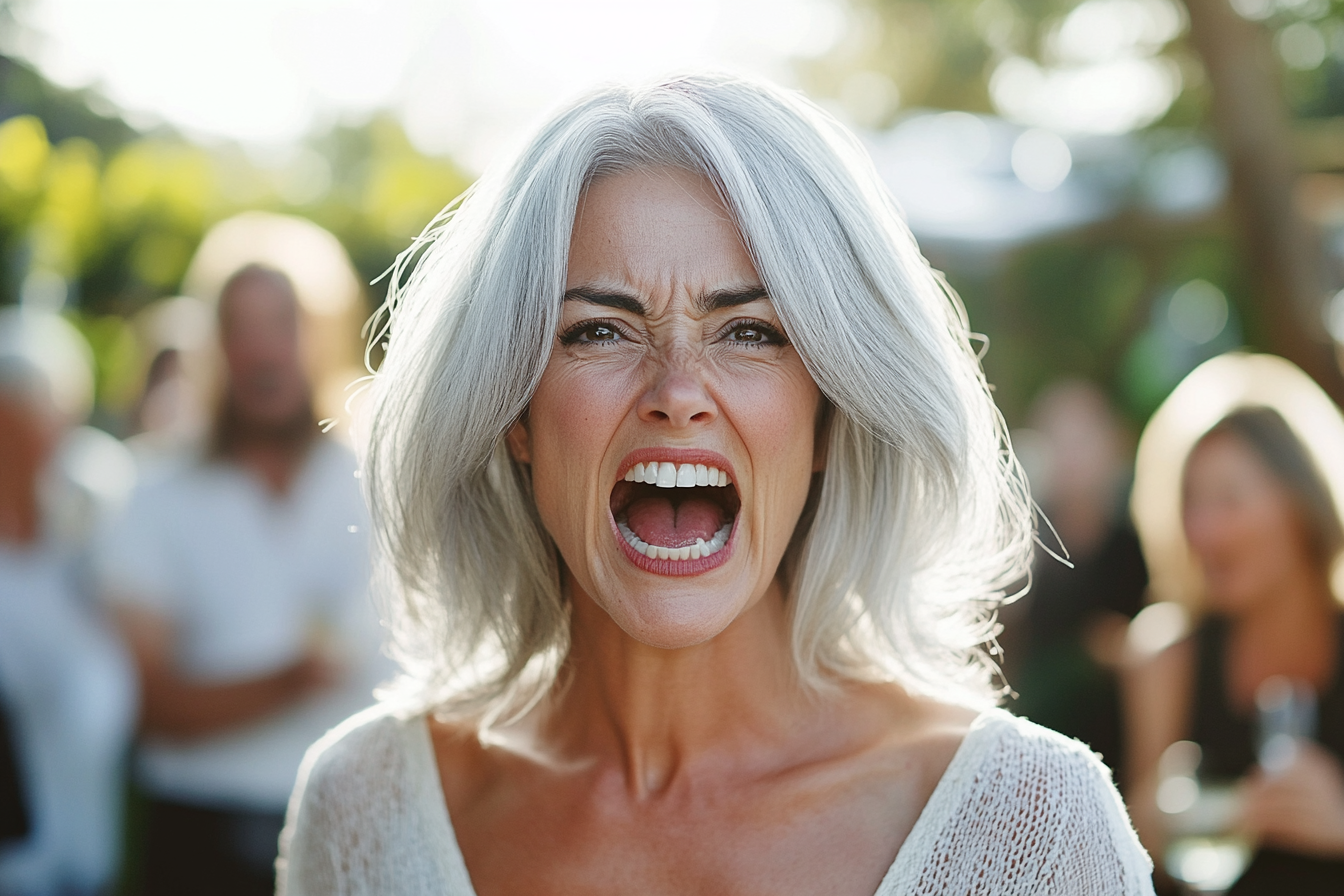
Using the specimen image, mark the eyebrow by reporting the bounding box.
[561,285,770,316]
[698,286,769,314]
[562,288,646,316]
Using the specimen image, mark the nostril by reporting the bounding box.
[637,368,717,427]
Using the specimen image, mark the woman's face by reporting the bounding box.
[1182,432,1316,613]
[507,167,824,649]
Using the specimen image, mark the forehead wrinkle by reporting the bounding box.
[567,170,764,324]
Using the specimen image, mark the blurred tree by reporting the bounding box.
[0,47,471,427]
[0,53,136,150]
[802,0,1344,417]
[1183,0,1343,402]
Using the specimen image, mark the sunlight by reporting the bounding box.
[13,0,841,167]
[990,0,1185,135]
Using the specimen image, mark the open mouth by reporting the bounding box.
[609,460,740,563]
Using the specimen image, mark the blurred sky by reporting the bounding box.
[10,0,844,171]
[5,0,1214,251]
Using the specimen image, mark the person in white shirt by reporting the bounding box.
[279,74,1155,896]
[98,265,388,896]
[0,309,136,896]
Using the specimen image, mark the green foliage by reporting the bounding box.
[0,52,472,422]
[936,218,1250,427]
[64,310,139,411]
[805,0,1344,425]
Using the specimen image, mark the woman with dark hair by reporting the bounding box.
[1128,355,1344,894]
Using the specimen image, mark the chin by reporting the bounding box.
[1207,581,1270,616]
[600,584,750,650]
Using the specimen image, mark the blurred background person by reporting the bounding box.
[127,346,205,453]
[1127,354,1344,894]
[95,264,388,896]
[0,308,137,896]
[130,348,186,434]
[123,295,216,467]
[1001,379,1148,782]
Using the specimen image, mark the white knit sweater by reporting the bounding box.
[278,706,1154,895]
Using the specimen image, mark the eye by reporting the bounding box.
[560,320,626,346]
[722,319,787,347]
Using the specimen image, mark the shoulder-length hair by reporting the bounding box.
[365,73,1034,721]
[1193,406,1344,570]
[1133,352,1344,612]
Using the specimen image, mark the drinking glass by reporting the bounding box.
[1158,740,1249,895]
[1158,676,1318,895]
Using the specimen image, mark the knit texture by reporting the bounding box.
[279,706,1154,895]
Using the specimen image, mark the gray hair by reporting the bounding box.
[365,73,1034,720]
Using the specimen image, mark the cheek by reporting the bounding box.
[1252,502,1315,570]
[1192,507,1261,558]
[715,363,821,502]
[525,361,638,531]
[1192,500,1302,585]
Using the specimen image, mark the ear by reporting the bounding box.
[811,400,833,473]
[505,416,532,465]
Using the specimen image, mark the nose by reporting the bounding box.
[637,353,717,429]
[1183,503,1225,557]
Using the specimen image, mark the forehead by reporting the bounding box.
[1186,432,1275,487]
[567,167,758,291]
[220,274,297,327]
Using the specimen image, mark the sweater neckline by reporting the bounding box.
[407,707,1005,896]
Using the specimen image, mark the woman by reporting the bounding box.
[1127,356,1344,894]
[279,74,1153,895]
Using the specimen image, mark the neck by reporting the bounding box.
[1226,567,1338,697]
[229,440,309,495]
[538,576,813,798]
[0,462,41,545]
[0,491,39,544]
[1230,565,1337,667]
[211,401,316,496]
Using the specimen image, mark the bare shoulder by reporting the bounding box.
[864,687,1126,809]
[425,712,500,814]
[831,685,986,816]
[857,688,1125,801]
[856,684,981,762]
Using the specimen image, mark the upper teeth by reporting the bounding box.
[623,462,730,488]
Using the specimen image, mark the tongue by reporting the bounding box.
[626,496,725,548]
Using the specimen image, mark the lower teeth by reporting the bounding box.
[618,521,732,561]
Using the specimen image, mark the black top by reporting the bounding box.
[1189,615,1344,894]
[0,696,29,843]
[1007,522,1148,779]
